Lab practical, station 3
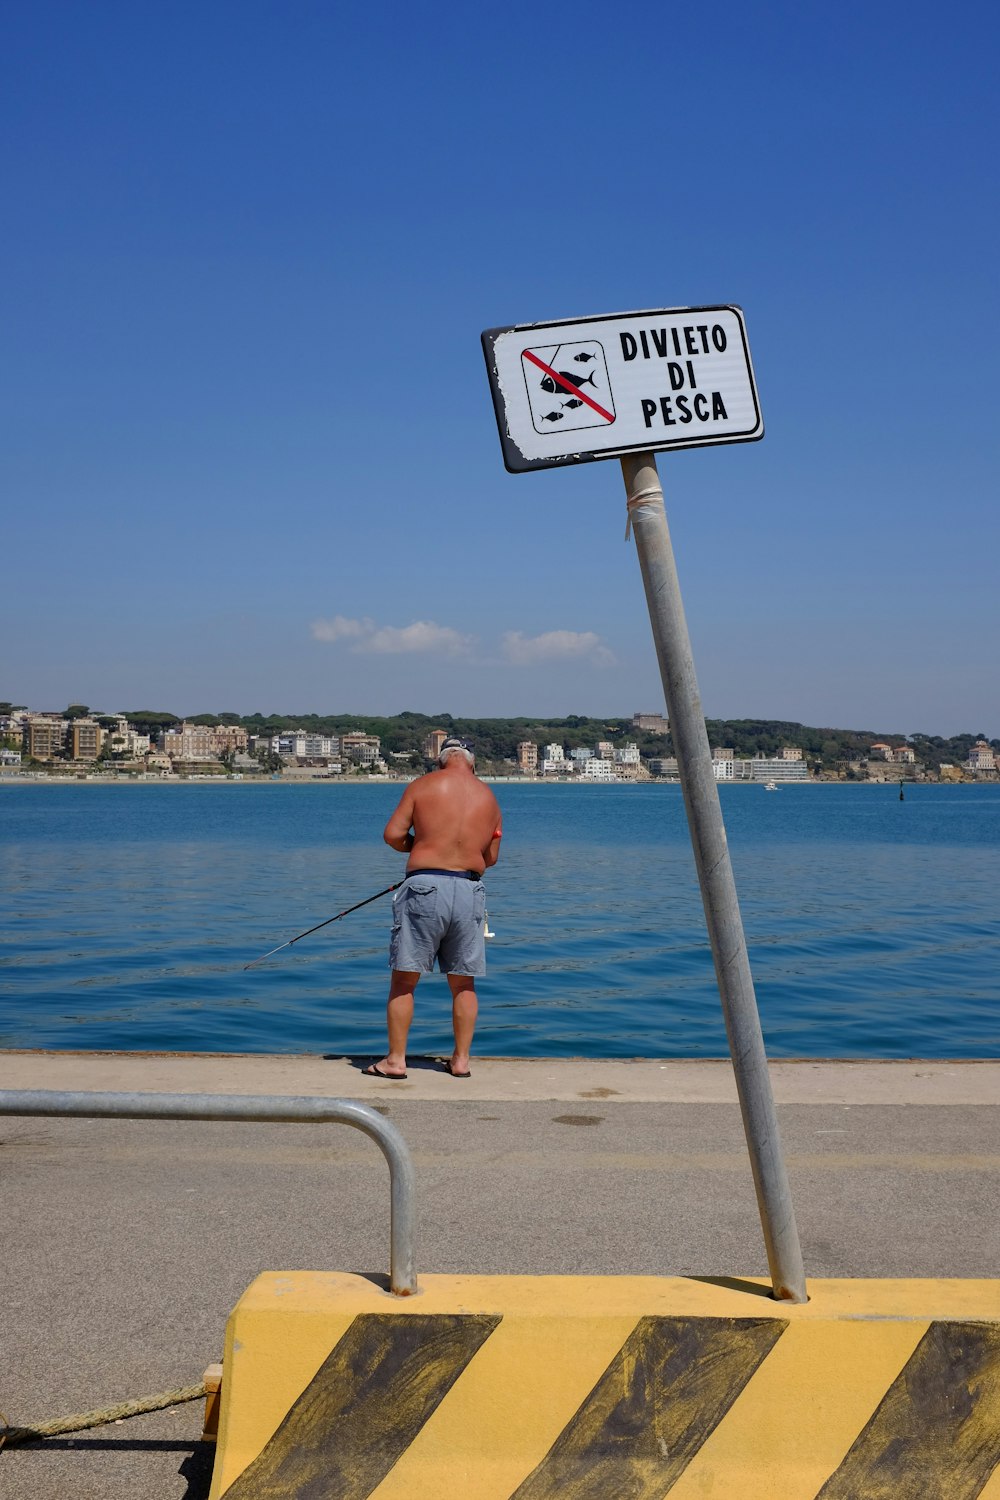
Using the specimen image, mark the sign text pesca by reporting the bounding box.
[621,323,730,431]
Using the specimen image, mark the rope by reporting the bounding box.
[0,1382,206,1450]
[624,482,664,541]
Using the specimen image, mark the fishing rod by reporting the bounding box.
[244,881,401,970]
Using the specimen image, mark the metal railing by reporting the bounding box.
[0,1090,418,1295]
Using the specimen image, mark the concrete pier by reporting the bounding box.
[3,1052,999,1498]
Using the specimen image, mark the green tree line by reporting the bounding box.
[4,701,995,773]
[95,708,998,772]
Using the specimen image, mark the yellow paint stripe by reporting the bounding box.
[666,1318,926,1499]
[368,1314,640,1500]
[223,1270,1000,1324]
[978,1461,1000,1499]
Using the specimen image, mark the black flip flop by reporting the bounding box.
[364,1062,407,1080]
[444,1061,471,1078]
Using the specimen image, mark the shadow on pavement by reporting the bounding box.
[178,1442,215,1499]
[2,1436,216,1500]
[326,1053,457,1074]
[686,1274,776,1299]
[13,1438,199,1452]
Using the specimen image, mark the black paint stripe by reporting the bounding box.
[817,1320,1000,1500]
[511,1315,787,1500]
[223,1311,501,1499]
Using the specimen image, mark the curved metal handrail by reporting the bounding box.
[0,1089,417,1295]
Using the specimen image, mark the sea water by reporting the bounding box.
[0,781,997,1058]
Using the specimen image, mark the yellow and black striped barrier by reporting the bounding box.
[209,1274,1000,1499]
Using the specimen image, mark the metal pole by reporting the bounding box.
[622,452,807,1302]
[0,1090,418,1296]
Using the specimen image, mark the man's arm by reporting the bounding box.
[483,817,502,868]
[383,787,416,854]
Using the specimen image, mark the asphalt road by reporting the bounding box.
[3,1055,998,1499]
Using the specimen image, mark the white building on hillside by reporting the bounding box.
[582,758,618,780]
[108,716,150,758]
[746,757,809,782]
[285,733,337,758]
[967,741,996,771]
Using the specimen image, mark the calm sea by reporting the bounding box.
[1,781,998,1058]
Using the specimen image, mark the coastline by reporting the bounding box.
[0,774,964,788]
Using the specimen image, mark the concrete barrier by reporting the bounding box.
[209,1273,1000,1499]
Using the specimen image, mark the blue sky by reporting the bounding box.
[3,1,997,735]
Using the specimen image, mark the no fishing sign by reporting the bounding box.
[482,305,763,472]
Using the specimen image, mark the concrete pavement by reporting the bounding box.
[4,1047,998,1102]
[2,1052,998,1498]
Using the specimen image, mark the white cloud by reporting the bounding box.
[312,617,610,666]
[310,614,373,643]
[311,615,474,657]
[363,621,474,656]
[501,630,615,667]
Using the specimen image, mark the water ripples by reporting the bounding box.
[1,781,998,1056]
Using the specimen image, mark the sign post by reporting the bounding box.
[484,306,807,1302]
[622,450,806,1303]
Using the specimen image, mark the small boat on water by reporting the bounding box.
[764,780,779,791]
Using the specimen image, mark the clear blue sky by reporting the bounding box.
[3,1,997,736]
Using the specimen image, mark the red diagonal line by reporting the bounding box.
[522,349,615,423]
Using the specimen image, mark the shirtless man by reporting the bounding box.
[364,738,501,1080]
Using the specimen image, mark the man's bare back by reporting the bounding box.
[383,754,502,874]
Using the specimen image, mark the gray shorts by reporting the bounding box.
[389,872,487,977]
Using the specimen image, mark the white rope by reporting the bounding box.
[624,483,664,541]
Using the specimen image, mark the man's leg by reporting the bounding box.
[446,973,477,1076]
[373,970,420,1077]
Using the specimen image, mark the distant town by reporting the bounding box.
[2,703,997,784]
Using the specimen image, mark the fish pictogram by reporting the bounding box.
[540,371,596,394]
[521,341,615,435]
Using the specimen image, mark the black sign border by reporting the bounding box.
[482,305,763,474]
